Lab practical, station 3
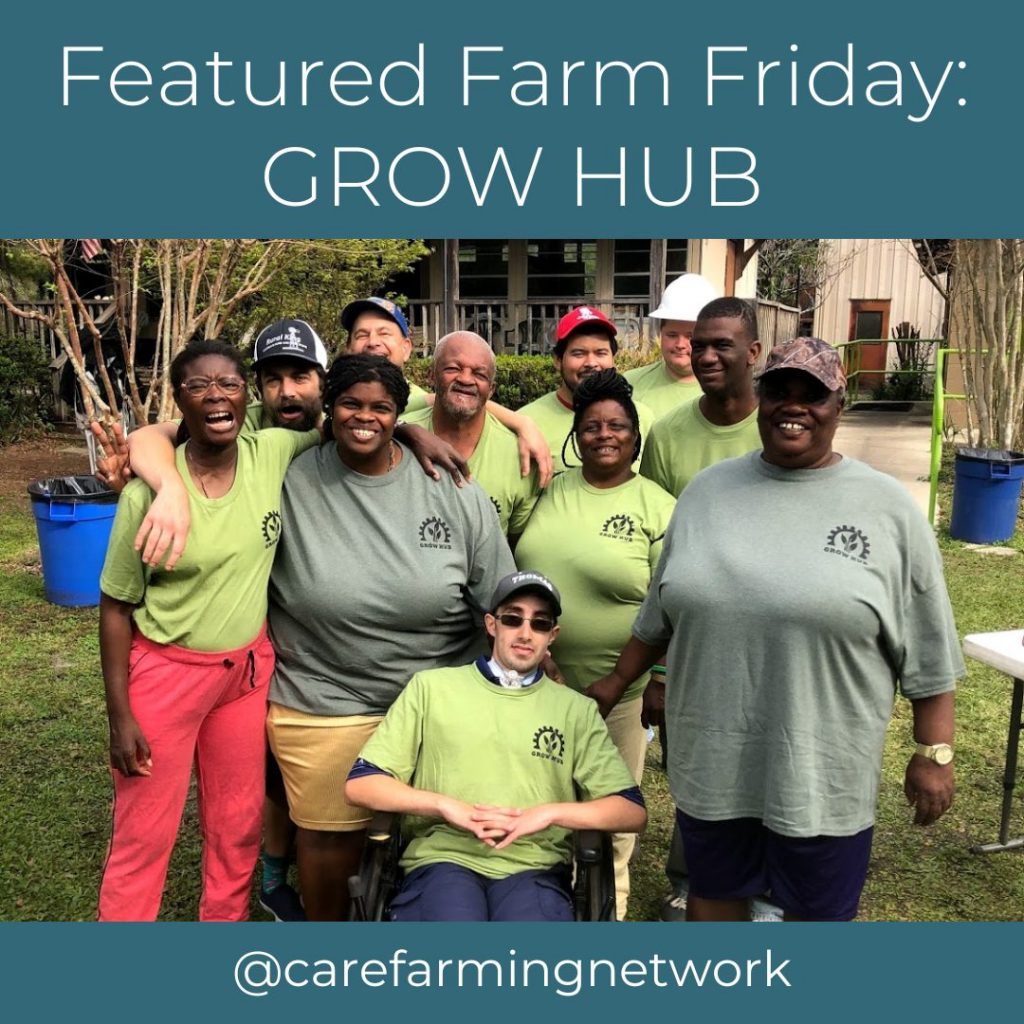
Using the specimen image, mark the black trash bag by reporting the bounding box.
[955,447,1024,465]
[27,476,117,504]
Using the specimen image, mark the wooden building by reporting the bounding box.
[392,238,760,353]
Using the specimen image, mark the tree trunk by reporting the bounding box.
[952,240,1024,450]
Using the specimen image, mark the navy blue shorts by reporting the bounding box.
[389,862,574,922]
[676,809,873,921]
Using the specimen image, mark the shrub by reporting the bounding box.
[875,370,932,402]
[0,336,52,443]
[408,355,560,410]
[406,357,433,394]
[407,349,661,411]
[493,356,561,409]
[615,347,659,374]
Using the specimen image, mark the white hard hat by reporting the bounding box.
[650,273,719,322]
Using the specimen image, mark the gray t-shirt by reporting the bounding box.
[269,441,515,716]
[633,450,964,837]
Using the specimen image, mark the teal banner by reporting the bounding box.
[0,0,1017,234]
[1,3,1020,1020]
[0,922,1018,1019]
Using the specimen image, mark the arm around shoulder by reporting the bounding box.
[126,422,191,569]
[487,400,554,487]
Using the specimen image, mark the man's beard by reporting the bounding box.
[269,400,320,431]
[438,387,483,422]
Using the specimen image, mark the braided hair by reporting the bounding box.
[562,368,642,467]
[321,352,410,445]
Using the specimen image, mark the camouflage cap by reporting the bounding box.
[758,337,847,392]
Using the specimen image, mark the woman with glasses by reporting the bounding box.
[514,368,676,919]
[97,340,320,921]
[265,353,515,920]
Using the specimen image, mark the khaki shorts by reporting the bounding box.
[266,702,383,831]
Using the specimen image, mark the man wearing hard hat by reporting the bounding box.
[624,273,719,420]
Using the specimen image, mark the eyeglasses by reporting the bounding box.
[496,612,556,634]
[180,376,245,397]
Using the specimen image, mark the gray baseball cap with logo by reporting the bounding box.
[253,318,329,370]
[489,571,562,617]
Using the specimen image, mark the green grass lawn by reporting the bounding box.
[1,443,1021,921]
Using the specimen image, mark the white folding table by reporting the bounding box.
[963,629,1024,853]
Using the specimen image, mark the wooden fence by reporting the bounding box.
[1,298,114,359]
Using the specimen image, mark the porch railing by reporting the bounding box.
[1,298,115,360]
[409,297,804,356]
[406,299,650,355]
[835,338,943,405]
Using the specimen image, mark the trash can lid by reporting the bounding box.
[954,447,1024,465]
[27,475,117,504]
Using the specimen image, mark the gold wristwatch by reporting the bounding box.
[915,742,954,765]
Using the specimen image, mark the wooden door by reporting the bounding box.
[848,300,891,393]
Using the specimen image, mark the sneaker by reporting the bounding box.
[259,883,306,922]
[749,896,784,923]
[659,883,689,922]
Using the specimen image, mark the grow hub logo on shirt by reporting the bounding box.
[418,516,452,549]
[261,510,282,548]
[601,514,636,541]
[824,524,871,564]
[532,725,566,765]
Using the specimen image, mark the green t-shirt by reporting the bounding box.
[406,382,431,413]
[515,469,676,703]
[403,407,541,536]
[100,428,318,651]
[243,401,270,433]
[639,398,761,498]
[268,442,516,716]
[623,361,703,421]
[358,662,637,878]
[517,389,656,475]
[632,451,965,837]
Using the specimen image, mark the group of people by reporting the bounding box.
[93,273,964,924]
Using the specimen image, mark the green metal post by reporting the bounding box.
[928,349,948,526]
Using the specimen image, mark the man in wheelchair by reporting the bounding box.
[345,571,647,921]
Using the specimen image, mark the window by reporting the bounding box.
[613,239,651,297]
[613,239,689,296]
[458,240,508,299]
[665,239,689,282]
[527,239,597,298]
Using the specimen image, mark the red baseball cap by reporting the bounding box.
[556,306,618,342]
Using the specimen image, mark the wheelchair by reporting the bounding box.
[349,810,616,922]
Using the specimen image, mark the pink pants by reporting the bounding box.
[97,628,274,921]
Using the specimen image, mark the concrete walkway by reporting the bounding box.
[834,406,933,517]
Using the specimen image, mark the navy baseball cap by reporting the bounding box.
[340,297,410,337]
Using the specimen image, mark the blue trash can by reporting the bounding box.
[27,476,118,607]
[949,448,1024,544]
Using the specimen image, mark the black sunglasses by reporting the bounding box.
[495,612,556,634]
